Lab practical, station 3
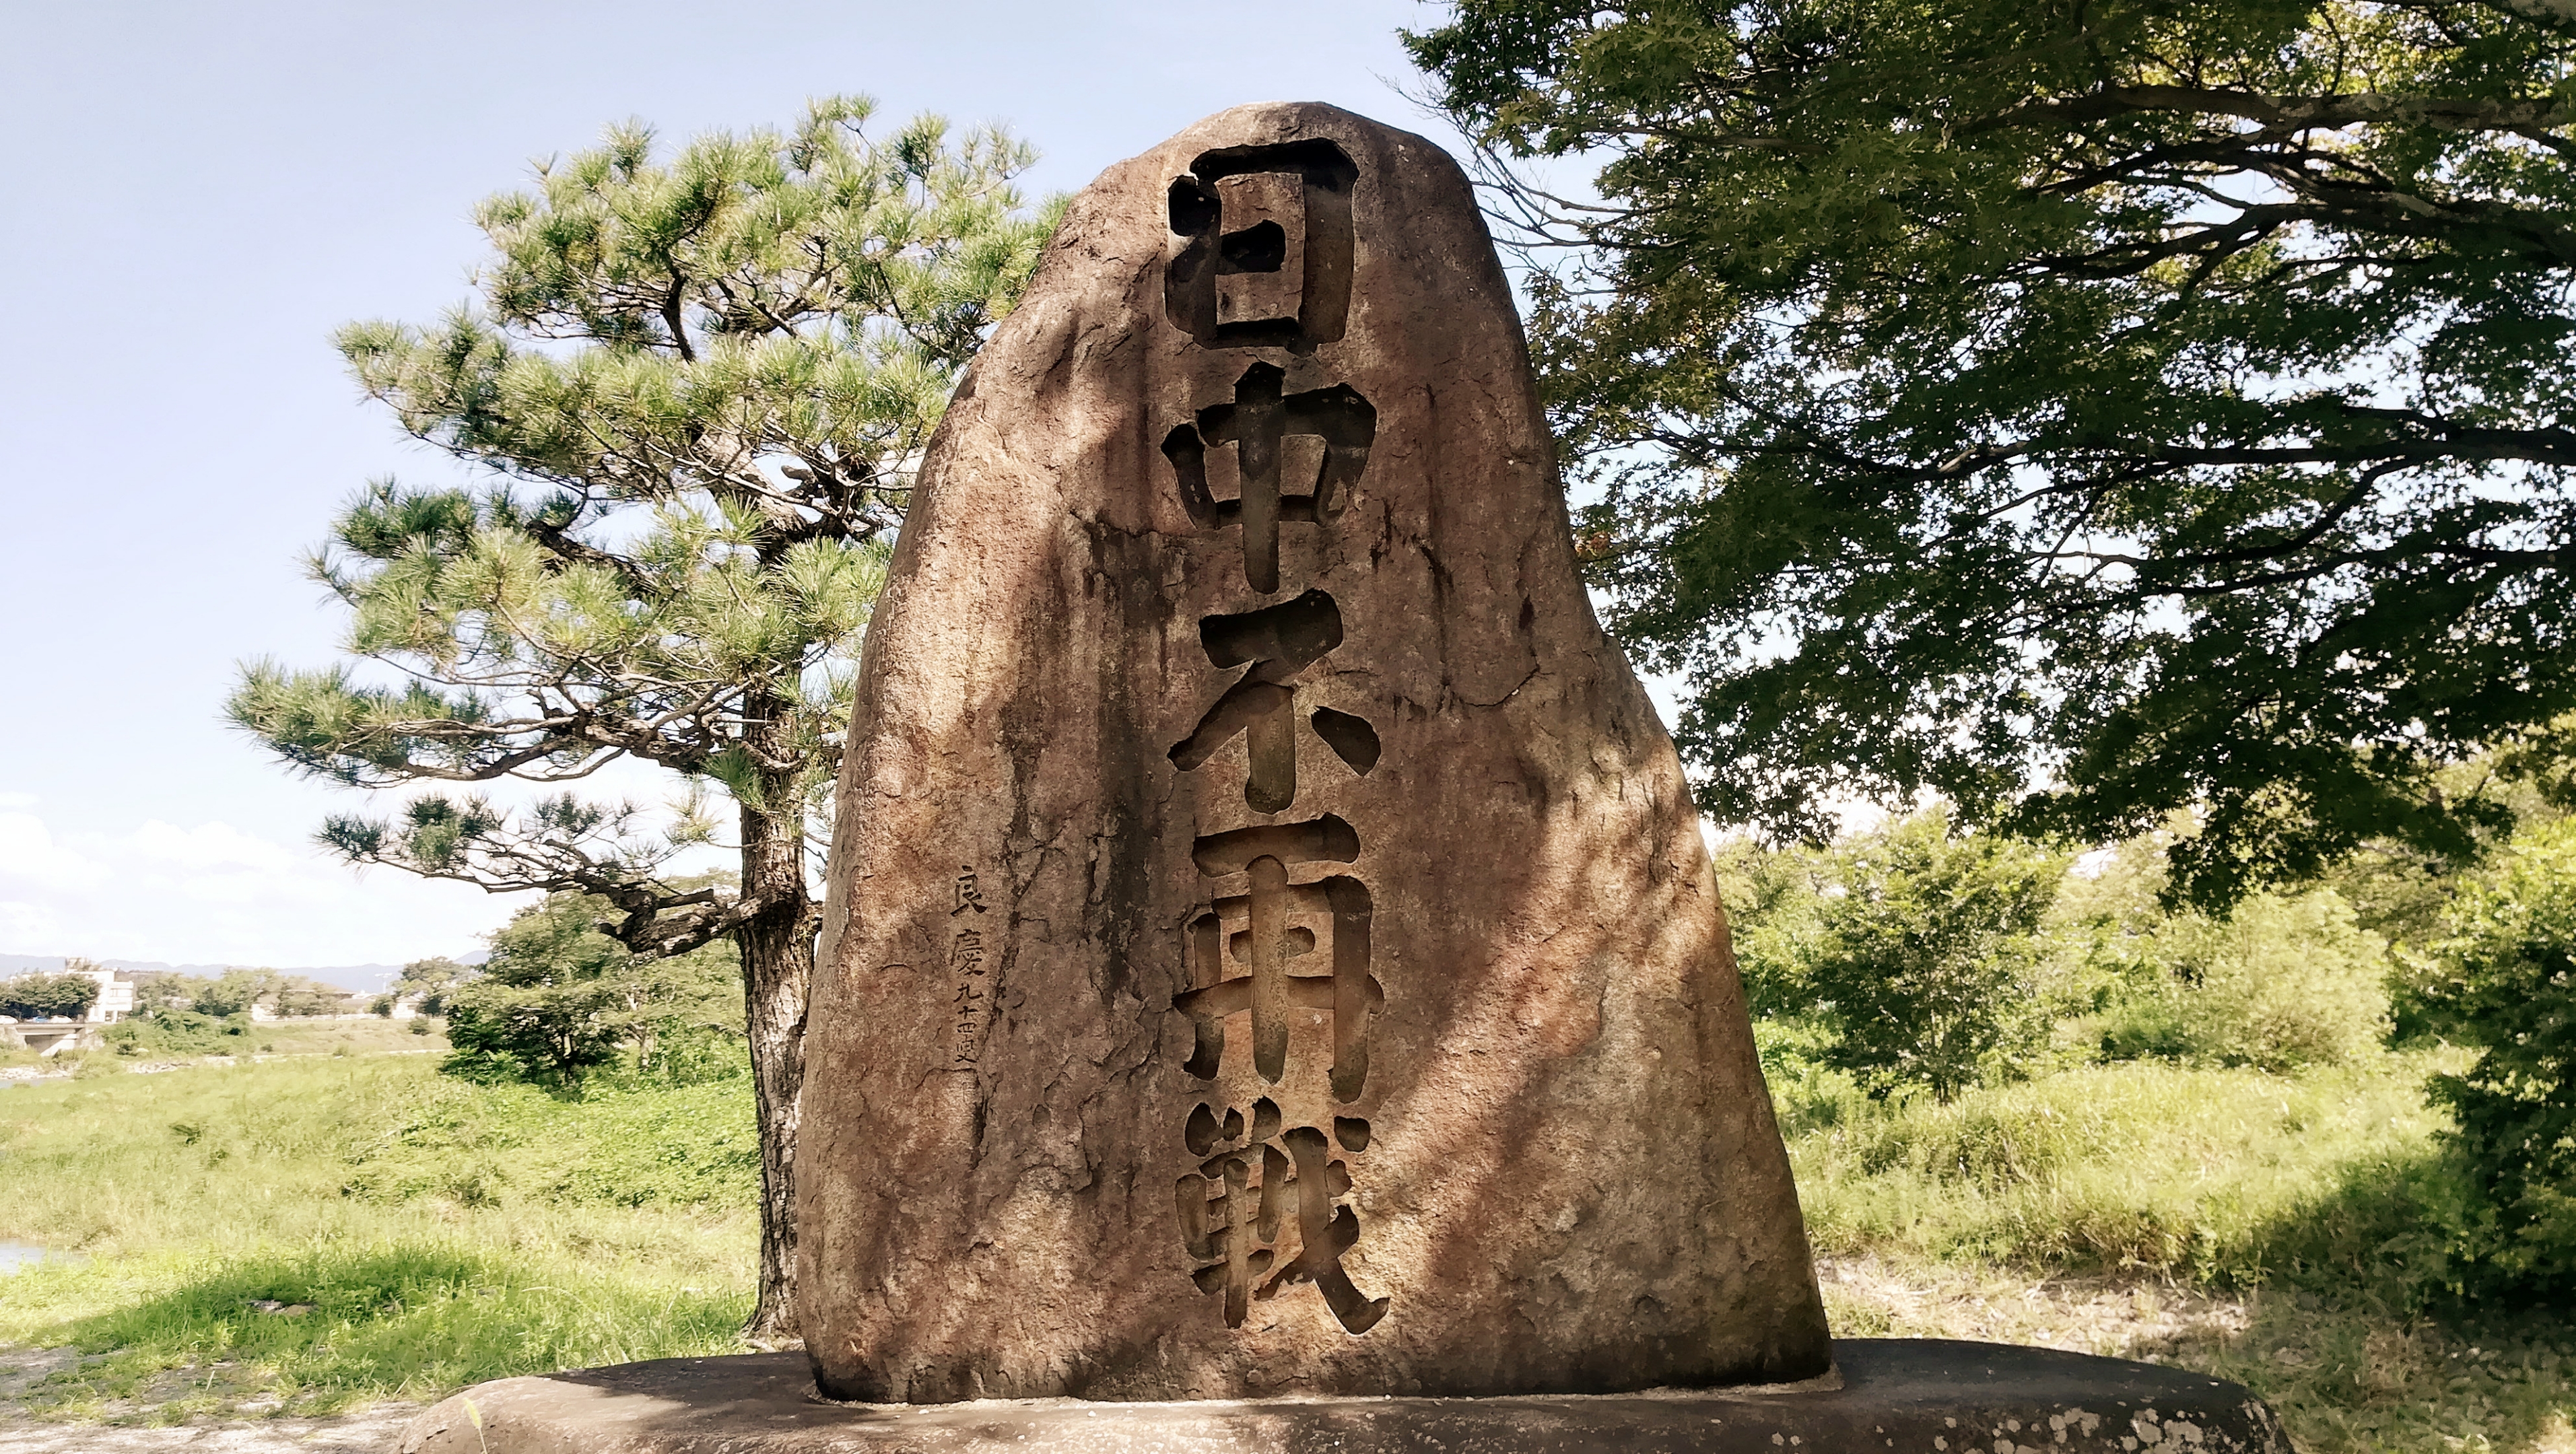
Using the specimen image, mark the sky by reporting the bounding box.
[0,0,1461,969]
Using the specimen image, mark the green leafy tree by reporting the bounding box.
[446,891,739,1086]
[379,956,474,1016]
[1804,812,2066,1101]
[129,971,206,1016]
[271,976,347,1018]
[0,973,100,1021]
[228,97,1053,1336]
[1709,835,1838,1016]
[191,969,279,1018]
[1412,1,2576,907]
[2420,818,2576,1291]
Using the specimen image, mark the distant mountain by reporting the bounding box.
[0,955,479,993]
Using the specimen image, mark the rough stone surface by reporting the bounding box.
[395,1342,2293,1453]
[798,100,1830,1404]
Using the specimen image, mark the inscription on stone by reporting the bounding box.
[1160,138,1389,1337]
[950,866,991,1066]
[1163,138,1356,350]
[796,102,1837,1406]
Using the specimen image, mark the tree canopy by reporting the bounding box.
[228,96,1055,1338]
[444,891,741,1087]
[1410,0,2576,906]
[381,957,474,1016]
[1806,812,2065,1101]
[0,973,100,1022]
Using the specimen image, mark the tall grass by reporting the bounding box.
[1784,1053,2459,1289]
[0,1056,756,1419]
[1781,1049,2576,1453]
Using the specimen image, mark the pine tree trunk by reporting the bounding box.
[735,710,813,1344]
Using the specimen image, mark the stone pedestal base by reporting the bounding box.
[395,1340,2289,1453]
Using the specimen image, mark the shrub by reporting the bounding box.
[2417,820,2576,1293]
[1804,811,2066,1103]
[2097,891,2392,1072]
[103,1011,257,1058]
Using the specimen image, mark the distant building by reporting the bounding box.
[75,967,134,1025]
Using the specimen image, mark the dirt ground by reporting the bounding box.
[0,1348,416,1453]
[0,1404,417,1453]
[0,1271,2251,1453]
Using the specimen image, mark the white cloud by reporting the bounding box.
[0,812,113,893]
[0,808,525,967]
[125,819,301,873]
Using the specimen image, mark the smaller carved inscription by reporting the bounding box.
[949,865,992,1066]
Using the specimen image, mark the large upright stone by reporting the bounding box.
[799,102,1832,1404]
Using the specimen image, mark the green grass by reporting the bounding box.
[1785,1051,2576,1453]
[242,1016,448,1058]
[0,1055,757,1420]
[10,1030,2574,1449]
[1784,1053,2456,1284]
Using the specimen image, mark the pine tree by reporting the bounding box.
[230,96,1055,1338]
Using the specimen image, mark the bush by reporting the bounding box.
[1804,811,2066,1103]
[2416,819,2576,1294]
[103,1011,257,1058]
[1786,1053,2454,1290]
[2097,891,2392,1072]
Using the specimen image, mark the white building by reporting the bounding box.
[77,968,134,1025]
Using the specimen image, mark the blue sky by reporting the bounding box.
[0,0,1452,966]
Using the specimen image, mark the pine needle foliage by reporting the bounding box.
[228,96,1056,1338]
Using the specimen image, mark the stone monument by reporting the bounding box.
[399,102,2292,1454]
[794,99,1828,1403]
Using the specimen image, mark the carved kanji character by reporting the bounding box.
[1161,363,1376,592]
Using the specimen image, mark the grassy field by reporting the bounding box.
[5,1035,2574,1449]
[0,1045,758,1421]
